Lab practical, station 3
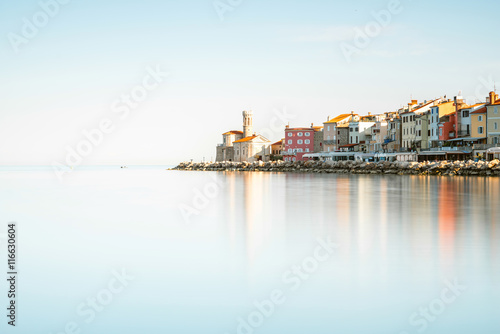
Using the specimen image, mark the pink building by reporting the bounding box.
[283,126,315,161]
[438,112,457,141]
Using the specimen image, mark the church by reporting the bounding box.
[215,111,272,162]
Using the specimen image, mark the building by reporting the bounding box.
[233,134,272,162]
[486,91,500,145]
[385,116,401,152]
[415,113,430,149]
[366,119,388,153]
[215,131,243,161]
[457,103,485,138]
[216,110,272,162]
[312,125,324,153]
[283,126,315,161]
[428,100,455,148]
[323,113,356,152]
[271,139,283,156]
[401,100,437,150]
[438,112,458,142]
[471,106,487,140]
[349,120,376,152]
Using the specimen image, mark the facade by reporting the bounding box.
[283,126,315,161]
[216,111,272,162]
[438,113,458,141]
[470,107,487,140]
[312,125,324,153]
[401,100,437,150]
[386,116,401,152]
[271,140,283,156]
[456,103,484,138]
[349,121,376,152]
[233,135,272,162]
[216,130,243,161]
[428,101,455,148]
[486,91,500,144]
[323,114,356,152]
[415,113,430,149]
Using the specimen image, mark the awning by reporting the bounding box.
[419,151,446,155]
[447,137,486,142]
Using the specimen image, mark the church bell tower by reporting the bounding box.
[242,110,253,138]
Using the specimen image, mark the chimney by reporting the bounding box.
[490,91,496,105]
[327,116,330,121]
[368,112,372,116]
[311,123,314,128]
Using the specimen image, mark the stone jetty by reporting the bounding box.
[171,159,500,177]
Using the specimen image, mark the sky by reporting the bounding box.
[1,0,499,165]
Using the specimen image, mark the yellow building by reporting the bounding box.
[470,106,487,140]
[486,91,500,144]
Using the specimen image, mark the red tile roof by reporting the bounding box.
[233,135,258,143]
[471,107,487,114]
[222,130,243,135]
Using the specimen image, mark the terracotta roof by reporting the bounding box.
[492,100,500,105]
[471,107,487,114]
[222,130,243,135]
[340,144,359,147]
[337,124,350,128]
[286,128,314,131]
[312,126,324,131]
[325,114,354,124]
[233,135,258,143]
[272,140,282,146]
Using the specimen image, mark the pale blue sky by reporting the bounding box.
[1,0,499,165]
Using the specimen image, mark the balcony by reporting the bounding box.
[474,144,500,150]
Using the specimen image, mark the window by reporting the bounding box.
[305,148,309,152]
[428,130,430,136]
[288,132,292,137]
[297,140,303,144]
[495,137,499,144]
[305,139,310,144]
[350,128,353,132]
[495,122,498,130]
[463,110,469,117]
[298,132,303,137]
[439,128,443,136]
[327,147,330,152]
[478,115,483,122]
[305,132,311,136]
[327,126,330,131]
[356,136,358,143]
[355,127,359,132]
[288,140,292,144]
[495,107,498,114]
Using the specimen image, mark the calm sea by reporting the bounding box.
[0,166,498,333]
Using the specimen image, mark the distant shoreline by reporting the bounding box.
[171,160,500,177]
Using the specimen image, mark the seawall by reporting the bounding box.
[171,159,500,177]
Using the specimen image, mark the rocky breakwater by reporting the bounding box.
[171,159,500,176]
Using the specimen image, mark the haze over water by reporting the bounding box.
[1,167,499,333]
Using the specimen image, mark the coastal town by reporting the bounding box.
[215,91,500,163]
